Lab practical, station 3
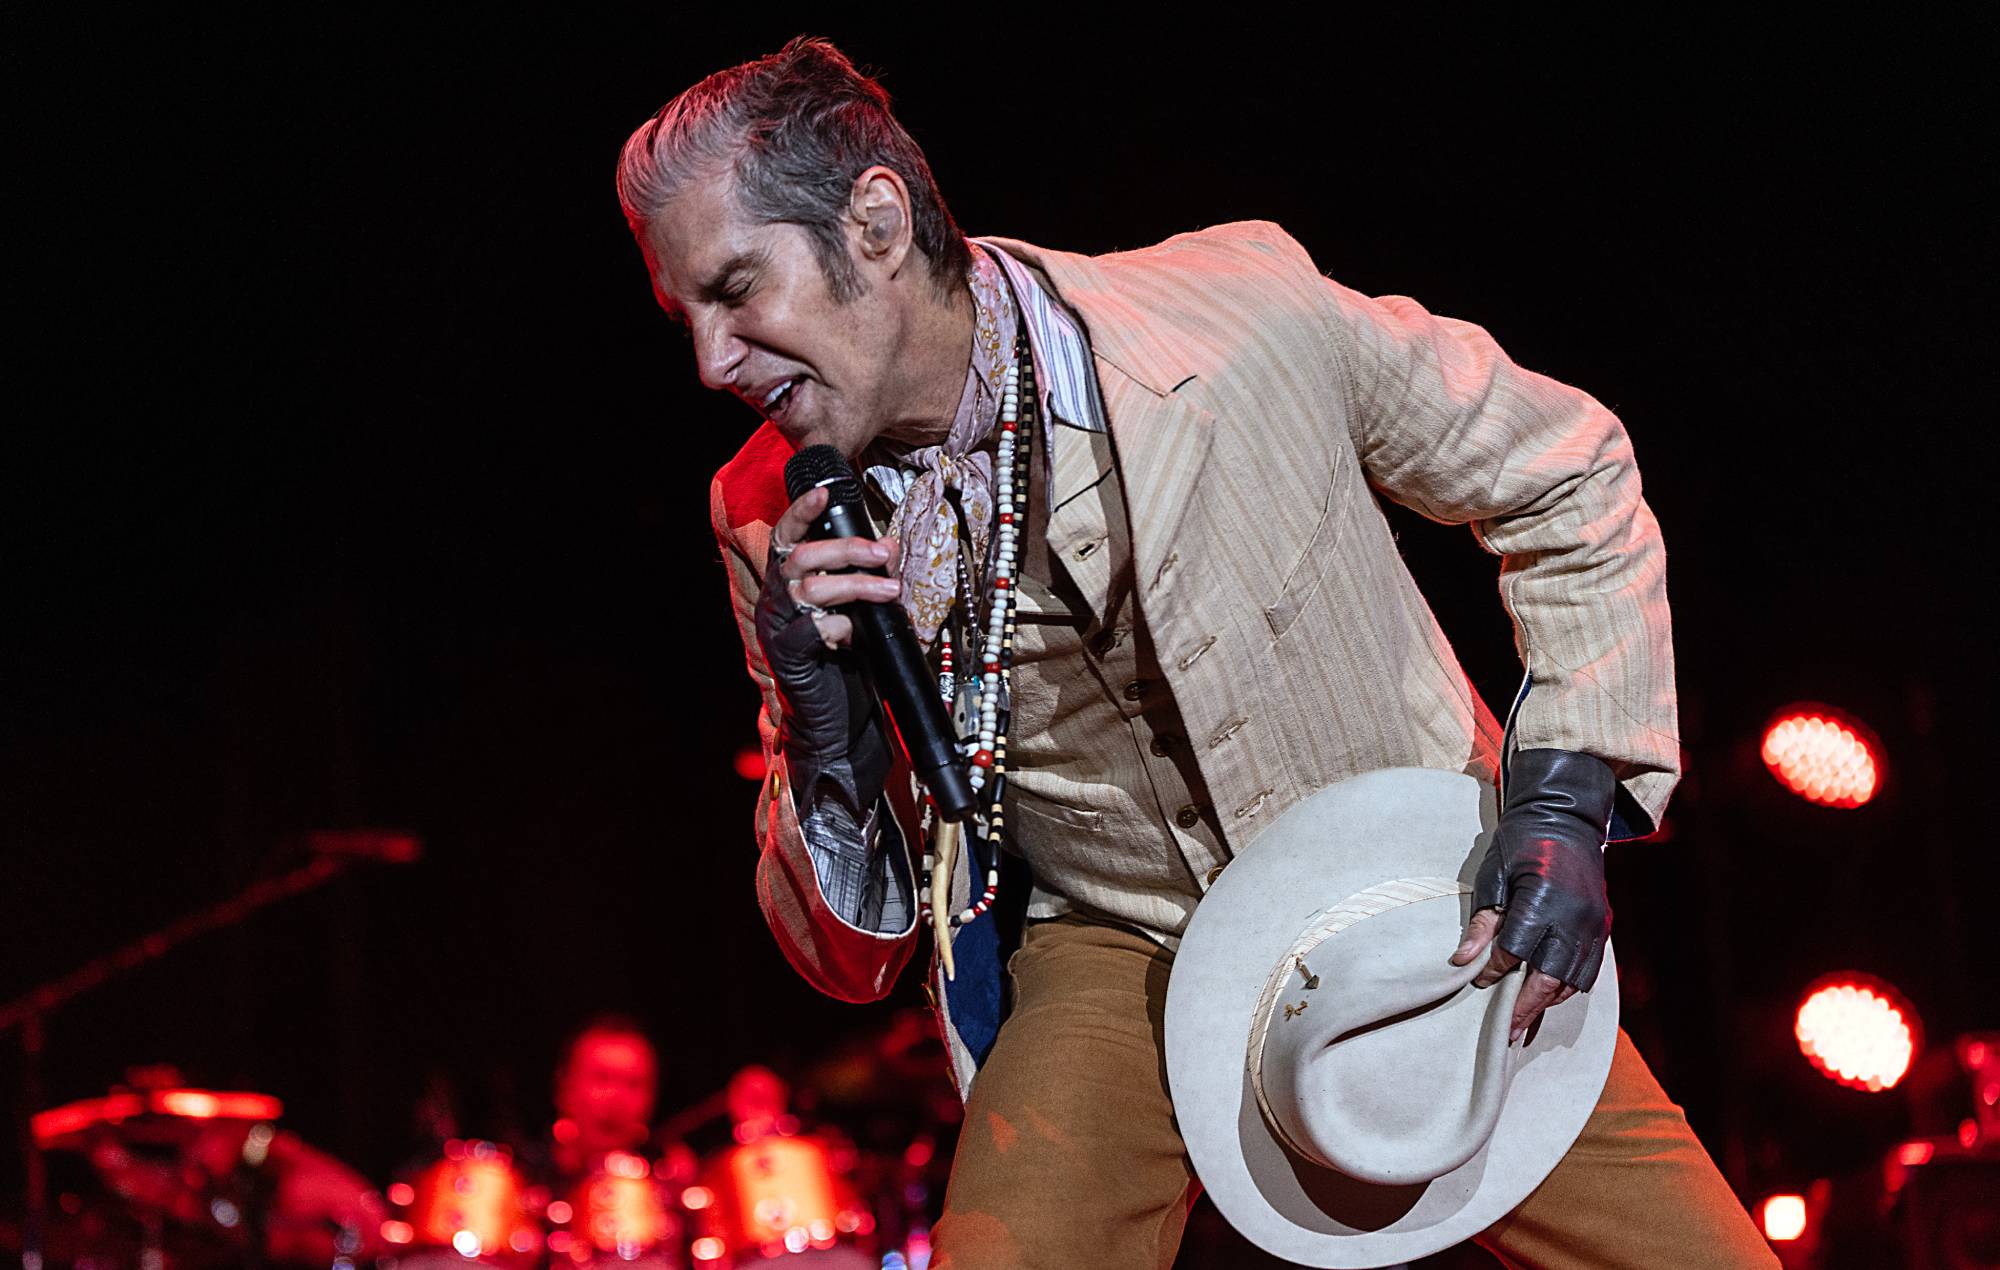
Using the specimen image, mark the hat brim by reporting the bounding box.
[1165,768,1619,1267]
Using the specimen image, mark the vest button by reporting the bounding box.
[1150,734,1180,758]
[1175,804,1202,829]
[1207,863,1227,885]
[1091,627,1127,657]
[1122,680,1145,702]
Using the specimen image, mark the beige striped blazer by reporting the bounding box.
[709,220,1678,1014]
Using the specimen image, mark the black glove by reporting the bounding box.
[1471,748,1617,992]
[751,543,890,810]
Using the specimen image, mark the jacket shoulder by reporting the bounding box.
[711,423,795,544]
[1102,219,1321,277]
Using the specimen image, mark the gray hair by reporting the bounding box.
[617,36,971,303]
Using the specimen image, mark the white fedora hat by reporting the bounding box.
[1165,768,1618,1267]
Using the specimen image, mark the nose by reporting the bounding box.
[692,311,747,393]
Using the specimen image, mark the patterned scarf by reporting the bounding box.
[865,244,1020,648]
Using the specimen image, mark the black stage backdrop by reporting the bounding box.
[7,5,1994,1253]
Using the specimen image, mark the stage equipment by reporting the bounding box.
[0,828,419,1268]
[392,1139,539,1267]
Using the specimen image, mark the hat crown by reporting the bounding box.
[1255,892,1526,1185]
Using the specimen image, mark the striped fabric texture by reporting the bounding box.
[708,222,1678,1073]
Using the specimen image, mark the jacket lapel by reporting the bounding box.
[975,234,1219,616]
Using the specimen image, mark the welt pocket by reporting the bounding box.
[1264,490,1344,640]
[1010,792,1105,833]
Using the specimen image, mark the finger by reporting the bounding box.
[1474,942,1520,989]
[1551,984,1578,1008]
[883,534,902,574]
[810,613,853,649]
[782,534,894,581]
[1452,907,1503,966]
[772,485,829,551]
[1511,970,1566,1043]
[793,572,903,609]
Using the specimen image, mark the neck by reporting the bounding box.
[875,274,977,451]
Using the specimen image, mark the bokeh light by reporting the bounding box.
[1761,1194,1808,1242]
[1796,974,1919,1091]
[1762,706,1880,808]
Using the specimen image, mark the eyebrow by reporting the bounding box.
[664,248,769,325]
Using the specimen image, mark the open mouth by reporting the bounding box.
[761,376,806,421]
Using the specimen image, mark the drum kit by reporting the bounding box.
[16,1021,956,1270]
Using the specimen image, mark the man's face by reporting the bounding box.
[556,1031,657,1145]
[641,170,902,457]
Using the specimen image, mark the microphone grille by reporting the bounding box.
[784,444,863,505]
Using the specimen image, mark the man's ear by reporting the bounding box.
[850,165,912,275]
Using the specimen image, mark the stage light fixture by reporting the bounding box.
[1761,705,1881,808]
[1796,973,1921,1092]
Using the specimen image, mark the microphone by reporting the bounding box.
[783,444,977,822]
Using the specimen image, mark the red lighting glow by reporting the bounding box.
[1896,1141,1935,1166]
[1795,974,1919,1091]
[692,1236,727,1261]
[386,1182,415,1207]
[1761,706,1880,808]
[734,745,767,781]
[680,1186,715,1211]
[1761,1194,1808,1242]
[380,1220,414,1245]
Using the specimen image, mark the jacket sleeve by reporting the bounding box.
[711,473,920,1001]
[1308,264,1679,838]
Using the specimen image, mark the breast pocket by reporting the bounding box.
[1264,479,1347,641]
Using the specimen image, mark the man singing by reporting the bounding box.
[616,36,1774,1268]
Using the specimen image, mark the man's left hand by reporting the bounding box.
[1450,748,1619,1044]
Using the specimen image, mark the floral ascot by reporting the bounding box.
[868,244,1020,649]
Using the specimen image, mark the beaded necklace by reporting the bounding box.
[919,330,1035,934]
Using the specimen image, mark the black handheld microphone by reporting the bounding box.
[783,444,977,822]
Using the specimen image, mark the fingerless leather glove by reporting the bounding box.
[751,543,890,812]
[1472,748,1618,992]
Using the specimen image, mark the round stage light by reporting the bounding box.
[1795,973,1920,1092]
[1761,706,1880,808]
[1760,1193,1808,1242]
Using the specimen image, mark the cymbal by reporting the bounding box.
[34,1088,284,1151]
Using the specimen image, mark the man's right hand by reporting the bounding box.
[753,485,903,785]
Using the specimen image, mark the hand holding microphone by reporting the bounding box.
[753,483,900,809]
[755,445,977,822]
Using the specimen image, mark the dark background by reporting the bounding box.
[7,6,1993,1259]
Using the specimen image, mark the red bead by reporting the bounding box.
[972,749,994,768]
[999,512,1014,524]
[994,577,1010,590]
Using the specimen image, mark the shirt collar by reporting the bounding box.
[862,240,1104,509]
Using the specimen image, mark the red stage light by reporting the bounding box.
[734,745,767,781]
[1761,1194,1808,1242]
[1761,706,1880,808]
[691,1236,727,1261]
[1795,973,1920,1091]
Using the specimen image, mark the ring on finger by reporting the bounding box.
[772,539,798,565]
[787,576,831,619]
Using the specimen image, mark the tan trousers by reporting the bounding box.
[931,916,1777,1269]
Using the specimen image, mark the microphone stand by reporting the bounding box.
[0,832,418,1269]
